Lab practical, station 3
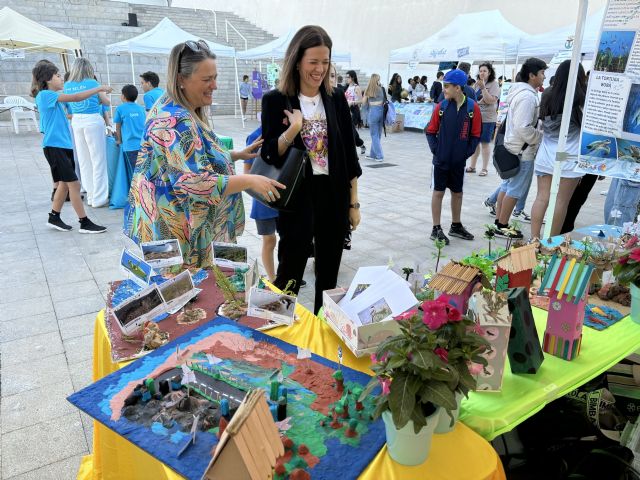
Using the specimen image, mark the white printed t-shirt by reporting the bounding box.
[299,93,329,175]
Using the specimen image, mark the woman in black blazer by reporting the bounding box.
[260,25,362,314]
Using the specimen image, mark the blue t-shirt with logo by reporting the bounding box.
[35,90,73,149]
[114,102,145,152]
[63,78,102,114]
[144,87,164,111]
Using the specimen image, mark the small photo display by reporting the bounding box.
[244,259,260,303]
[140,239,183,268]
[351,283,370,300]
[357,298,393,326]
[158,270,200,314]
[248,287,297,326]
[112,284,167,335]
[213,242,248,268]
[120,249,154,286]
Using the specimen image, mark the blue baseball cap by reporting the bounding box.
[443,69,468,86]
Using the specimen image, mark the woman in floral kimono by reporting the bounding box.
[126,40,283,268]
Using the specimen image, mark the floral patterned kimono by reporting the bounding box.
[125,96,244,268]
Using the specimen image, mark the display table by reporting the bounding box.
[78,307,505,480]
[461,307,640,440]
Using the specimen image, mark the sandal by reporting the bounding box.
[479,169,488,176]
[465,167,476,173]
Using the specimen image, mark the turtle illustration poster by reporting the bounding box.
[575,1,640,180]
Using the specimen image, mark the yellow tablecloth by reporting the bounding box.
[78,307,505,480]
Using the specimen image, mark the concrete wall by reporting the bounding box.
[179,0,607,80]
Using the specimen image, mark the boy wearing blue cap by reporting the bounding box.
[426,69,481,245]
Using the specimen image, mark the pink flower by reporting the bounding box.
[630,248,640,263]
[445,305,462,322]
[370,353,378,363]
[422,300,449,330]
[467,361,484,375]
[434,347,449,363]
[619,256,629,265]
[380,378,391,396]
[625,236,639,249]
[394,309,418,321]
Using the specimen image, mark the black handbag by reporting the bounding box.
[247,98,307,211]
[493,115,523,180]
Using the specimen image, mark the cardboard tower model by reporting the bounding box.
[430,262,490,312]
[538,255,595,361]
[495,244,538,291]
[506,287,544,374]
[202,389,284,480]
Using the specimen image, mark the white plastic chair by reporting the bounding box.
[3,96,38,134]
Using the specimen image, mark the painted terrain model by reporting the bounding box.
[68,318,386,480]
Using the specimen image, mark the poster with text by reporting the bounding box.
[576,0,640,180]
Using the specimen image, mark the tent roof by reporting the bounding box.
[510,8,604,58]
[0,6,80,52]
[105,17,235,57]
[389,10,528,63]
[236,29,351,62]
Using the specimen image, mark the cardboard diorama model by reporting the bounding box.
[468,290,511,391]
[538,254,595,361]
[495,244,538,291]
[506,287,544,374]
[430,262,491,312]
[202,389,284,480]
[67,318,386,480]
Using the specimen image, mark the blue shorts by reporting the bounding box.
[480,122,496,143]
[432,163,465,193]
[255,218,277,236]
[502,159,534,200]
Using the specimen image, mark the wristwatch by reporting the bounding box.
[350,202,360,209]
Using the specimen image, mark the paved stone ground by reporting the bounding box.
[0,118,608,478]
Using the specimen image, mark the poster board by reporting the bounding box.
[575,0,640,180]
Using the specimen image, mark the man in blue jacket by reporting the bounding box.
[426,69,482,245]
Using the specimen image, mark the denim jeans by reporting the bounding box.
[488,180,528,212]
[604,177,640,225]
[368,105,384,159]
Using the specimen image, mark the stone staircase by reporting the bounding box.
[0,0,369,116]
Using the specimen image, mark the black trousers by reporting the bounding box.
[274,175,348,314]
[560,174,598,234]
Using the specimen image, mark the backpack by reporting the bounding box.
[438,97,475,120]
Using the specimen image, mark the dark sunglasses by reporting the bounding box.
[178,40,210,71]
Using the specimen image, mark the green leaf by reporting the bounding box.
[386,355,406,370]
[458,367,477,391]
[495,274,510,292]
[373,398,388,419]
[412,348,434,371]
[409,402,428,434]
[359,378,379,402]
[420,381,457,411]
[388,372,421,430]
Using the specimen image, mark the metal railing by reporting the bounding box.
[225,19,247,51]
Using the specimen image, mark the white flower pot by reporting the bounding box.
[631,283,640,324]
[382,408,439,466]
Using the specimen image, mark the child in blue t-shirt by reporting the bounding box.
[139,71,164,111]
[32,61,110,234]
[114,85,146,182]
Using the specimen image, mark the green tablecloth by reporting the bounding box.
[460,308,640,440]
[217,135,233,150]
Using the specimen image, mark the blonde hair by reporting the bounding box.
[364,74,381,98]
[68,57,95,82]
[167,40,216,127]
[279,25,333,97]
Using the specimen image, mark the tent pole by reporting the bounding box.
[130,50,136,84]
[234,56,244,128]
[106,50,114,119]
[543,0,589,239]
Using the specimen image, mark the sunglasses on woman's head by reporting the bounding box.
[178,40,210,71]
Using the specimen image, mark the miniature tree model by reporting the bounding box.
[212,264,247,319]
[433,238,446,272]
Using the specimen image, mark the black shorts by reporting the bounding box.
[43,147,78,183]
[432,164,465,193]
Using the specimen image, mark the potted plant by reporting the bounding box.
[360,298,489,465]
[612,235,640,323]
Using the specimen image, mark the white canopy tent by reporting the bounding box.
[105,18,245,126]
[236,29,351,63]
[509,7,604,60]
[389,10,528,67]
[0,6,80,69]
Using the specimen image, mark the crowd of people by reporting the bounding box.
[29,24,624,315]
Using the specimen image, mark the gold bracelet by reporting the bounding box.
[280,132,292,146]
